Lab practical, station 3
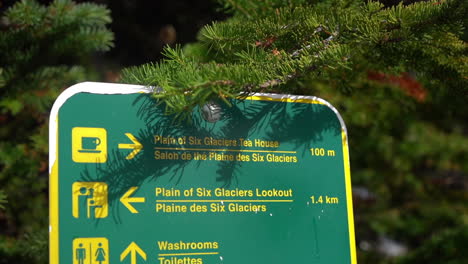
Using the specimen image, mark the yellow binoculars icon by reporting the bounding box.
[72,182,108,219]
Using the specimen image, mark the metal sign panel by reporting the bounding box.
[49,82,357,264]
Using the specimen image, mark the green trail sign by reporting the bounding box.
[49,82,357,264]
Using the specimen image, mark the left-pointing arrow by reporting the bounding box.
[118,133,143,160]
[120,242,146,264]
[120,187,145,213]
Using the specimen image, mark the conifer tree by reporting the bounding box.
[0,0,113,263]
[122,0,467,263]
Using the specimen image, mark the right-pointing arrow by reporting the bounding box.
[118,133,143,160]
[120,242,146,264]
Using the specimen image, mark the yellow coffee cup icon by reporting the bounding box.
[72,127,107,163]
[79,137,101,153]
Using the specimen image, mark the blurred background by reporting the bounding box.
[0,0,466,263]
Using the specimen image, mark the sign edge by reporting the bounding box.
[48,82,149,264]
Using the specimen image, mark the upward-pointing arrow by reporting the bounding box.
[120,242,146,264]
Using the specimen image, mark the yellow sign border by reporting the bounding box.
[49,82,150,264]
[245,93,357,264]
[49,82,356,264]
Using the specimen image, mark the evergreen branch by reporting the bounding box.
[122,0,465,117]
[131,28,346,106]
[291,26,338,57]
[252,30,342,92]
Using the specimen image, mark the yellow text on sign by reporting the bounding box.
[72,127,108,163]
[72,182,108,219]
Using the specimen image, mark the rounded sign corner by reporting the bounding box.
[50,82,149,123]
[245,92,349,137]
[317,98,349,138]
[50,82,90,120]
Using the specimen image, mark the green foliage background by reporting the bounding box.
[0,0,113,262]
